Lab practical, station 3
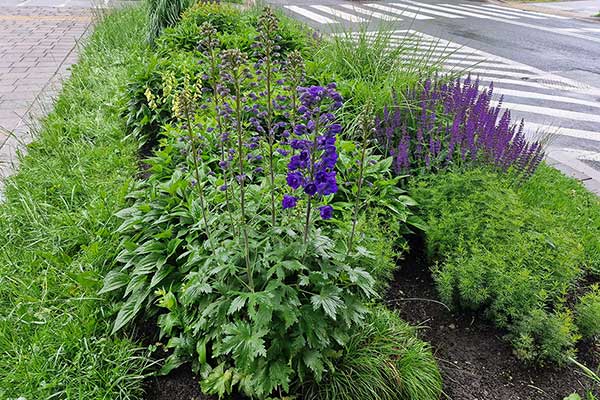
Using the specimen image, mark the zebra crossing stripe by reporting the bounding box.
[339,4,404,21]
[439,3,520,19]
[284,5,338,24]
[363,3,435,20]
[525,123,600,141]
[442,59,537,72]
[310,5,368,23]
[445,66,531,79]
[458,3,547,19]
[393,0,496,18]
[367,1,465,18]
[482,4,570,19]
[494,88,600,109]
[492,101,600,123]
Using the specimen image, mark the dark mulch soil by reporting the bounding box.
[387,235,600,400]
[145,367,213,400]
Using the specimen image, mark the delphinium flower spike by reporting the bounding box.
[254,7,282,226]
[220,49,254,290]
[283,84,342,242]
[198,22,236,234]
[172,76,214,252]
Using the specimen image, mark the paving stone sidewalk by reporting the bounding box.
[0,6,92,193]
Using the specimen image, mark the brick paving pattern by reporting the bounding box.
[0,6,91,192]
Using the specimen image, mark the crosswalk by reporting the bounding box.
[284,2,570,24]
[338,30,600,148]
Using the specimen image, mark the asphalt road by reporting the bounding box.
[268,0,600,191]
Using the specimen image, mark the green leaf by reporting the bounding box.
[159,352,186,376]
[111,287,150,333]
[303,350,324,381]
[227,296,247,315]
[221,321,267,369]
[311,287,344,320]
[99,270,129,294]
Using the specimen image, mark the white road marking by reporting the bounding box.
[370,1,465,18]
[284,5,338,24]
[339,4,404,21]
[394,0,498,18]
[459,3,547,19]
[364,3,435,20]
[310,5,368,23]
[494,88,600,109]
[440,3,520,19]
[445,66,531,79]
[442,59,538,72]
[493,101,600,123]
[482,4,570,19]
[525,123,600,141]
[16,0,32,6]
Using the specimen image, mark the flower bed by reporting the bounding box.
[1,1,599,399]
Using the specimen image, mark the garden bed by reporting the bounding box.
[390,236,600,400]
[2,1,599,399]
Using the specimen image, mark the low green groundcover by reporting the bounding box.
[411,165,600,364]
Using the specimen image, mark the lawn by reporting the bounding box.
[0,1,599,399]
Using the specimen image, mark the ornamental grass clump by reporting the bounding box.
[376,76,544,178]
[102,8,422,398]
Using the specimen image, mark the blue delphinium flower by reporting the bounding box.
[282,194,298,209]
[283,84,342,219]
[319,205,333,220]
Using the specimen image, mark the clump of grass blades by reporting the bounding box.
[0,5,151,399]
[302,307,442,400]
[308,23,460,131]
[146,0,196,44]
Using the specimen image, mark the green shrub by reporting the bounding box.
[411,168,586,363]
[103,10,422,396]
[122,51,203,143]
[576,285,600,339]
[302,307,441,400]
[512,309,580,364]
[519,164,600,274]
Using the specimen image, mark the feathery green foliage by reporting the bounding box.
[410,167,598,364]
[576,285,600,339]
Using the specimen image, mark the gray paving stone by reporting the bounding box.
[0,5,91,191]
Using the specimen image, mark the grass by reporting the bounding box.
[0,5,151,398]
[302,307,442,400]
[308,23,463,132]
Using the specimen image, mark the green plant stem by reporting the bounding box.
[185,111,214,252]
[209,50,236,236]
[265,43,276,227]
[303,111,320,244]
[348,130,369,252]
[234,70,254,291]
[303,197,312,243]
